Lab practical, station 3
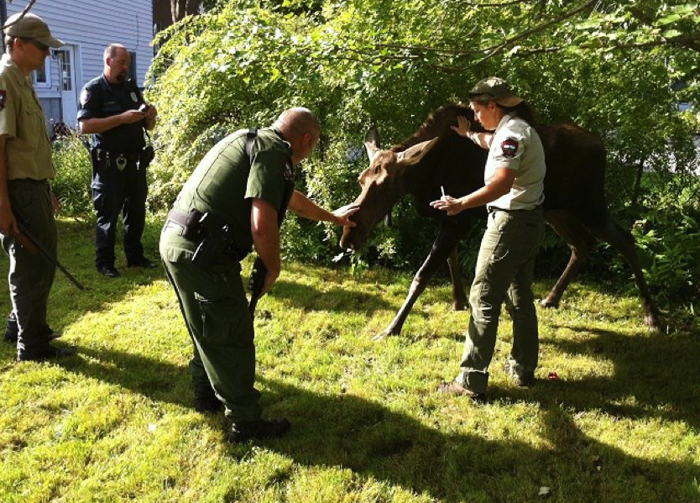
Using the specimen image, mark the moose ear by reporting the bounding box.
[365,125,381,160]
[396,137,439,166]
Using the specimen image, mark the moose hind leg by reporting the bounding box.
[589,216,661,329]
[447,247,468,311]
[542,210,598,309]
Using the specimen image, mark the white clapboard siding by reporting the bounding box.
[6,1,154,128]
[6,0,154,87]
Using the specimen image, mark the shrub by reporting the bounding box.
[51,133,93,216]
[630,172,700,304]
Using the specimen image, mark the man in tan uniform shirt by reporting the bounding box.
[0,13,74,361]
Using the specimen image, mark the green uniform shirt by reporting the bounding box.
[173,127,294,252]
[0,54,54,180]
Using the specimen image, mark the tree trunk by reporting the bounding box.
[170,0,199,23]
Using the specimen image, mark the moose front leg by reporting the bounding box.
[377,223,465,339]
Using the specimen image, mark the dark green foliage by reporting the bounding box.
[51,133,93,216]
[132,0,700,313]
[630,172,700,304]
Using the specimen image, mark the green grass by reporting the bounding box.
[0,218,698,502]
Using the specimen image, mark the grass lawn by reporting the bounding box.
[0,218,698,502]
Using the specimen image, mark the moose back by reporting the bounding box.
[339,104,660,337]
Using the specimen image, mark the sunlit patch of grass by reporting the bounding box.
[0,219,698,502]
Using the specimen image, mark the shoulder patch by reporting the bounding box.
[500,138,519,158]
[80,89,90,106]
[0,90,5,110]
[284,160,294,180]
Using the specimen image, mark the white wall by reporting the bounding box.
[7,0,154,88]
[6,1,154,128]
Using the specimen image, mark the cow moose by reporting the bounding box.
[339,104,661,337]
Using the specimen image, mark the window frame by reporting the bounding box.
[32,56,52,89]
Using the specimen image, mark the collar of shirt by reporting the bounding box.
[270,126,293,153]
[494,113,516,136]
[0,54,32,89]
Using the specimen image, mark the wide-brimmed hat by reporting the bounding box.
[468,77,523,107]
[5,13,64,49]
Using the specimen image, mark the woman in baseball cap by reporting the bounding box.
[431,77,547,400]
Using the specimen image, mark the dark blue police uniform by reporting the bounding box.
[77,75,151,271]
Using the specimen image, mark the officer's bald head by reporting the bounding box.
[104,43,128,61]
[103,44,131,84]
[273,107,321,165]
[273,107,320,141]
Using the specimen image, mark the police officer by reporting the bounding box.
[78,44,158,278]
[160,107,357,443]
[431,77,546,400]
[0,13,75,361]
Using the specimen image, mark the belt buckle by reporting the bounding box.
[116,154,127,171]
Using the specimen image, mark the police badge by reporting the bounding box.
[116,154,127,171]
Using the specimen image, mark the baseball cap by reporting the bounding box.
[5,13,64,48]
[468,77,523,107]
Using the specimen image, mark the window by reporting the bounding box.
[54,49,73,91]
[128,51,137,82]
[32,58,51,88]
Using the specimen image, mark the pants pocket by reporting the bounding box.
[196,295,252,347]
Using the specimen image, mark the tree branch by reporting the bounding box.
[1,0,39,30]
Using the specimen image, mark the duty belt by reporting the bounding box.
[165,208,250,262]
[166,208,205,241]
[94,149,141,171]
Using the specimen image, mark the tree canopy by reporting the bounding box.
[146,0,700,300]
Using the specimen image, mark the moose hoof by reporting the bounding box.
[644,313,662,332]
[540,298,559,309]
[453,301,468,311]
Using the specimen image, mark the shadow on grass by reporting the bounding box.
[238,377,698,503]
[1,326,696,501]
[0,218,166,334]
[541,325,700,430]
[56,346,192,408]
[0,341,194,409]
[269,279,395,313]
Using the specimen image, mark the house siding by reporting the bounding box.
[5,1,154,128]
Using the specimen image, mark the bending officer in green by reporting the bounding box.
[160,107,357,443]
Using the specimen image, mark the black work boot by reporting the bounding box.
[3,313,18,343]
[228,418,291,444]
[17,344,76,362]
[4,313,61,344]
[193,381,224,413]
[505,361,535,388]
[97,264,120,278]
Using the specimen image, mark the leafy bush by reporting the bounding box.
[143,0,699,320]
[51,133,93,216]
[629,172,700,304]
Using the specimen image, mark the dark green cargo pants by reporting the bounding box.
[159,225,261,423]
[456,207,545,393]
[0,180,57,357]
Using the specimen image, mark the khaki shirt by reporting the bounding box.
[485,114,545,211]
[0,54,54,180]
